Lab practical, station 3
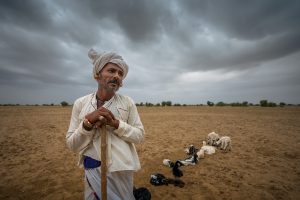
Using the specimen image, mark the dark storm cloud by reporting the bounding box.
[0,67,79,87]
[179,29,300,71]
[178,0,300,40]
[0,0,52,30]
[0,0,299,104]
[90,0,165,42]
[171,0,300,71]
[0,25,87,85]
[55,0,176,45]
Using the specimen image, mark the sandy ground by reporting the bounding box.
[0,106,299,200]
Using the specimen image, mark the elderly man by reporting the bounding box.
[66,49,145,200]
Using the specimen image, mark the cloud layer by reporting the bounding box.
[0,0,299,104]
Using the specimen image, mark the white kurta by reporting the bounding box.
[67,92,145,172]
[66,92,145,199]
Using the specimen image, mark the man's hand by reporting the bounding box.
[85,107,119,129]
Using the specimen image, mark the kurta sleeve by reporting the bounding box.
[114,97,145,144]
[66,98,95,153]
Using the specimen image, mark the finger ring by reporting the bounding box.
[99,116,104,121]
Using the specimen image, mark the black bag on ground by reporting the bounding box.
[133,187,151,200]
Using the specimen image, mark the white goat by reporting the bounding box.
[215,136,232,152]
[207,132,220,146]
[201,141,216,155]
[196,149,205,159]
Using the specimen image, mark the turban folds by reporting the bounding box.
[88,48,129,79]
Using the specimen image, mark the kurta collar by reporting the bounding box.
[91,92,116,109]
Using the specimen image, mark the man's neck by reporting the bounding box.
[96,88,115,102]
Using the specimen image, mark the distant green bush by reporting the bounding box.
[207,101,214,106]
[268,102,277,107]
[161,101,172,106]
[61,101,69,107]
[279,102,286,107]
[260,100,277,107]
[242,101,248,106]
[260,100,268,107]
[145,102,153,107]
[216,102,226,106]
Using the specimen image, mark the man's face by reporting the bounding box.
[96,63,124,93]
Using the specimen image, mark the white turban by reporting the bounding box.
[88,48,129,79]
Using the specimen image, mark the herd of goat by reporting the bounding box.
[150,132,232,189]
[174,131,232,166]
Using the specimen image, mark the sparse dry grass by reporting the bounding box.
[0,106,299,200]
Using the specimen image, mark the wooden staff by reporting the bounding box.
[100,120,107,200]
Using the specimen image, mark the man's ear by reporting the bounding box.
[120,82,123,87]
[94,73,100,80]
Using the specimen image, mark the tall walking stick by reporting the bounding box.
[100,121,107,200]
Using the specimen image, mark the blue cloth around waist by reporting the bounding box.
[84,156,101,169]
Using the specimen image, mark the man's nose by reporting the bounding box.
[112,72,121,79]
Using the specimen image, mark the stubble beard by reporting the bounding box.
[99,82,119,94]
[98,74,121,94]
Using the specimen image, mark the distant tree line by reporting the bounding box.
[134,100,299,107]
[207,101,250,107]
[0,103,56,106]
[0,101,71,107]
[0,100,299,107]
[206,100,290,107]
[135,101,174,107]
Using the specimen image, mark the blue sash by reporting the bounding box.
[84,156,101,169]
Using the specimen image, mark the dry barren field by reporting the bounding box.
[0,106,299,200]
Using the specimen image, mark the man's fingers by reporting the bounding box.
[98,107,115,120]
[94,121,103,128]
[98,112,113,123]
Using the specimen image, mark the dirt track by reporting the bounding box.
[0,106,299,200]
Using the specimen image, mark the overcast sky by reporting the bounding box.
[0,0,300,105]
